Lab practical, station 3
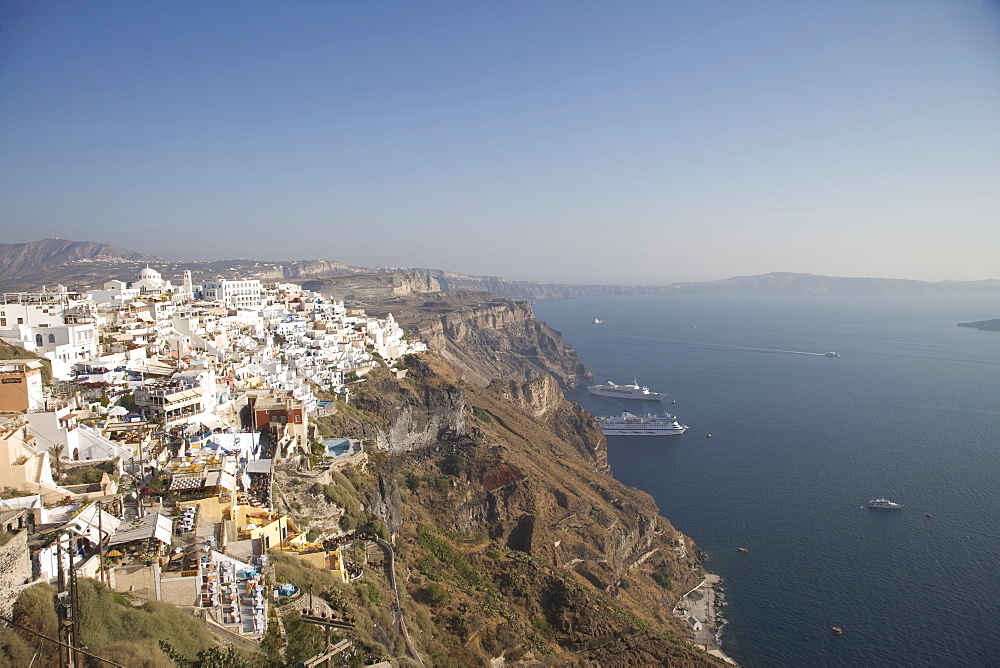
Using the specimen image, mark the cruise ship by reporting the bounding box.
[867,498,903,509]
[598,411,688,436]
[588,380,668,401]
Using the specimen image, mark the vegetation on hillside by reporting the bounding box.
[7,581,263,667]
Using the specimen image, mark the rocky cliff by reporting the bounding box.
[256,258,368,280]
[363,291,591,390]
[302,271,441,302]
[296,299,716,665]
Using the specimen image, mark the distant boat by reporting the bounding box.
[867,498,903,509]
[589,380,667,400]
[593,317,605,324]
[832,626,843,635]
[825,351,841,357]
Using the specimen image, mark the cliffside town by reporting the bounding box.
[0,266,721,666]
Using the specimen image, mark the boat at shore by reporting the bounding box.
[867,498,903,509]
[588,380,667,401]
[598,411,688,436]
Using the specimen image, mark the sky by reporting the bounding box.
[1,1,999,284]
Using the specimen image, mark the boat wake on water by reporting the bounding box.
[655,340,834,356]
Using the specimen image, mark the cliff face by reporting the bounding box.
[312,297,713,664]
[302,271,441,302]
[364,291,591,390]
[256,258,367,280]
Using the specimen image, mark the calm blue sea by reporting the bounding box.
[533,294,1000,668]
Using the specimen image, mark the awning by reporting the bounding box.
[245,459,272,474]
[108,513,173,546]
[169,476,206,491]
[204,471,236,491]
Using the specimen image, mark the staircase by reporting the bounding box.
[33,453,46,483]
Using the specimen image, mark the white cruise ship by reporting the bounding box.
[867,498,903,509]
[598,411,688,436]
[588,380,668,401]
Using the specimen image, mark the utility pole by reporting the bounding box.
[97,502,107,586]
[56,532,81,668]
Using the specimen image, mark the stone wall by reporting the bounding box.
[0,527,32,616]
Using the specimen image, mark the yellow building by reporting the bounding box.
[235,506,304,550]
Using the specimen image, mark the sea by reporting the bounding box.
[532,293,1000,668]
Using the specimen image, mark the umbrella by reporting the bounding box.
[106,549,123,558]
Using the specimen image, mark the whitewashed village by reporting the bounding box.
[0,267,427,657]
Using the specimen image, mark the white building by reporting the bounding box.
[0,322,98,380]
[201,279,263,310]
[133,266,174,295]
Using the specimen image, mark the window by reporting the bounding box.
[48,334,55,343]
[17,318,24,325]
[35,334,43,346]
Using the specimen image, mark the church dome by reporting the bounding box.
[139,266,162,281]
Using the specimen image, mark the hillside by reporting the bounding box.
[0,239,157,279]
[279,357,716,666]
[265,294,720,665]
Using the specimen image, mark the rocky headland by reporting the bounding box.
[957,318,1000,331]
[277,291,723,665]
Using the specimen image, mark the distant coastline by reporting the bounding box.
[957,318,1000,331]
[4,239,1000,300]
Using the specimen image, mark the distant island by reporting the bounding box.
[957,319,1000,332]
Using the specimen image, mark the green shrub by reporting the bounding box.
[428,475,450,492]
[0,628,31,668]
[416,525,487,591]
[12,583,58,638]
[443,454,467,477]
[320,586,348,611]
[420,582,451,607]
[651,567,673,590]
[357,580,382,605]
[338,514,357,532]
[471,406,493,424]
[282,611,325,665]
[402,471,420,492]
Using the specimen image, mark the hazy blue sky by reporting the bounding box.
[2,1,998,284]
